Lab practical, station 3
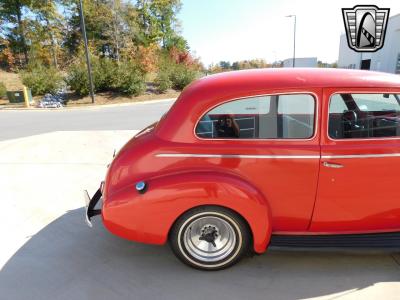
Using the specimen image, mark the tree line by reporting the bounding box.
[0,0,202,96]
[0,1,339,98]
[208,59,337,74]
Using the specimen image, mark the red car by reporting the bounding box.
[85,68,400,270]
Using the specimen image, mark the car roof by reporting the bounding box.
[190,68,400,91]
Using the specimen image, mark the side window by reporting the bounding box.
[195,94,315,139]
[328,93,400,139]
[277,94,315,139]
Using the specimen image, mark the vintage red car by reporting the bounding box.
[85,68,400,270]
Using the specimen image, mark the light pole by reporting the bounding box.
[79,0,95,104]
[286,15,296,68]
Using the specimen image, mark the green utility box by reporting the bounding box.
[6,89,32,103]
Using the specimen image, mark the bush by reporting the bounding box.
[21,64,63,96]
[66,57,146,96]
[0,82,6,99]
[170,65,197,90]
[93,58,117,92]
[65,62,90,96]
[112,62,146,96]
[154,70,172,93]
[155,61,197,93]
[65,57,112,96]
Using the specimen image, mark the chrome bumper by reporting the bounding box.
[84,187,102,227]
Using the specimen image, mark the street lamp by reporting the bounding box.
[286,15,296,68]
[79,0,95,104]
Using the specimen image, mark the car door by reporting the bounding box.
[311,88,400,232]
[194,89,322,232]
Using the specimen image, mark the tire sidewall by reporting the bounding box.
[170,207,249,270]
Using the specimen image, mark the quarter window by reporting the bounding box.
[329,93,400,139]
[195,94,315,139]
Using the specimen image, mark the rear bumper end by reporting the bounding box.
[84,186,103,227]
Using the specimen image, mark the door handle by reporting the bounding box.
[322,161,344,169]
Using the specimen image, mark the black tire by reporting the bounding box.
[169,206,251,270]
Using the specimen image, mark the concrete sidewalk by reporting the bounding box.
[1,130,400,300]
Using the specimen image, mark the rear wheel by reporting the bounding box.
[170,206,250,270]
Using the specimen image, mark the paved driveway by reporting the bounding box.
[1,102,400,300]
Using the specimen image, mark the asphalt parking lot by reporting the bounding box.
[1,101,400,300]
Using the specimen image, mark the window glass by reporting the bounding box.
[329,93,400,139]
[329,95,348,113]
[396,53,400,74]
[210,96,270,115]
[195,94,315,139]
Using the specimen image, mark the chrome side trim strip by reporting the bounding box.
[321,153,400,159]
[156,153,400,159]
[155,153,320,159]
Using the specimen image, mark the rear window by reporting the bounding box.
[195,94,316,139]
[329,93,400,139]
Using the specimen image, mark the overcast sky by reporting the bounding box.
[178,0,400,66]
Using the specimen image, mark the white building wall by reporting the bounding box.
[283,57,317,68]
[375,14,400,73]
[338,34,361,69]
[338,13,400,74]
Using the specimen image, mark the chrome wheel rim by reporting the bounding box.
[183,216,237,263]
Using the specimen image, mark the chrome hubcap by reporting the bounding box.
[183,216,237,262]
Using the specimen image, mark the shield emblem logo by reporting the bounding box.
[342,5,390,52]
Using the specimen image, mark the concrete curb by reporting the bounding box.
[0,97,176,111]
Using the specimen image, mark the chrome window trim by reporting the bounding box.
[327,90,400,142]
[194,91,319,142]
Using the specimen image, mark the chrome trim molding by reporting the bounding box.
[321,153,400,159]
[156,153,320,159]
[156,152,400,159]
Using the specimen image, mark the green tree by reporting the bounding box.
[136,0,186,50]
[136,0,159,46]
[31,0,64,68]
[150,0,182,49]
[63,0,138,61]
[219,61,231,70]
[0,0,32,65]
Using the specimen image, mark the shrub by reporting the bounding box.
[112,62,146,96]
[0,82,6,99]
[154,70,172,93]
[170,64,197,90]
[66,58,146,96]
[21,64,63,96]
[155,58,198,92]
[93,58,117,92]
[66,57,115,96]
[65,62,90,96]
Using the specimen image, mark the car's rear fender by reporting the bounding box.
[102,171,272,253]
